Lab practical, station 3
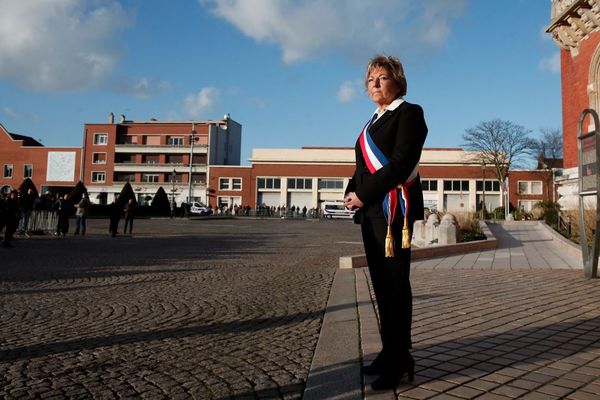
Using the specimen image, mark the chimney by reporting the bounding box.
[108,112,114,124]
[120,114,126,123]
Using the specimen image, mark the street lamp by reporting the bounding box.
[481,162,486,220]
[171,168,176,218]
[188,123,196,203]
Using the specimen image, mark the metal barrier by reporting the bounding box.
[27,210,58,234]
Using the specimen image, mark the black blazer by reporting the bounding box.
[345,101,428,225]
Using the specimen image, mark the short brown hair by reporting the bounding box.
[364,54,407,96]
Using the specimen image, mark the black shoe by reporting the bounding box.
[362,362,383,376]
[370,367,414,391]
[370,353,415,391]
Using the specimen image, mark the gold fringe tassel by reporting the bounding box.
[385,224,395,257]
[401,216,411,249]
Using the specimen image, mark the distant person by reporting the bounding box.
[2,191,19,247]
[123,198,137,235]
[344,54,427,391]
[54,194,71,236]
[74,192,91,235]
[108,195,122,237]
[19,188,36,235]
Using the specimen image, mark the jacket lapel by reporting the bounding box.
[369,101,405,133]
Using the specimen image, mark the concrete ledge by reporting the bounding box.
[538,220,582,259]
[339,221,497,268]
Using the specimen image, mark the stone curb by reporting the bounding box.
[339,221,497,269]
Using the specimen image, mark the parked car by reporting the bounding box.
[189,202,213,216]
[322,201,354,219]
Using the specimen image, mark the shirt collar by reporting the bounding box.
[374,97,404,119]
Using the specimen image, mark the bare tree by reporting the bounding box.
[533,127,563,159]
[462,119,537,184]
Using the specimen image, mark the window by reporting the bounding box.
[115,154,135,164]
[287,178,312,190]
[257,177,281,189]
[476,180,501,192]
[192,154,207,165]
[114,173,135,182]
[91,172,106,182]
[168,136,184,146]
[92,153,107,164]
[166,173,181,183]
[443,180,469,191]
[421,180,438,191]
[518,200,537,212]
[318,179,344,189]
[219,178,230,190]
[167,155,183,164]
[219,177,242,191]
[3,164,13,178]
[518,181,543,195]
[142,155,159,164]
[23,164,33,179]
[93,133,108,145]
[142,174,159,183]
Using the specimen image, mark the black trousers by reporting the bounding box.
[361,217,412,367]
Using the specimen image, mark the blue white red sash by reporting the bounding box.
[358,115,417,254]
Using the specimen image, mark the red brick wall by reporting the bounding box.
[208,166,253,208]
[561,31,600,168]
[0,126,81,193]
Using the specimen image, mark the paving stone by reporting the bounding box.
[0,219,355,400]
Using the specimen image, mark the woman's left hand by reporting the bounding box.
[344,192,364,210]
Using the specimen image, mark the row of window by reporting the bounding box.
[422,179,538,194]
[93,133,191,146]
[3,164,33,179]
[92,153,208,165]
[256,178,346,190]
[94,172,208,184]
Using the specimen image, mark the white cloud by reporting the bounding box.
[539,52,561,74]
[3,106,39,122]
[202,0,466,63]
[0,0,132,92]
[182,87,220,117]
[337,80,360,103]
[117,77,171,99]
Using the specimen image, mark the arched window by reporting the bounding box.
[588,43,600,121]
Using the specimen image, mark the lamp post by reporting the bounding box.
[481,162,486,220]
[188,123,196,203]
[171,168,176,218]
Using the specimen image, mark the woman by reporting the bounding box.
[344,55,427,390]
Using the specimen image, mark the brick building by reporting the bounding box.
[0,123,82,196]
[81,114,241,205]
[1,118,554,214]
[546,0,600,208]
[208,147,554,214]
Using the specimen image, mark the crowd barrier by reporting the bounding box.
[25,210,58,234]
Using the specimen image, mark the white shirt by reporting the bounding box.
[373,97,404,122]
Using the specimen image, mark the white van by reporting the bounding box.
[322,201,354,219]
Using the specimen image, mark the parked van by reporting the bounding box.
[322,201,354,219]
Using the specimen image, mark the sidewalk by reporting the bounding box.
[305,221,600,399]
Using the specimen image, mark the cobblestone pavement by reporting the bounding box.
[0,218,365,399]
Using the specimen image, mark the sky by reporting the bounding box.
[0,0,561,166]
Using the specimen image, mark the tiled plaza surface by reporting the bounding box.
[355,222,600,400]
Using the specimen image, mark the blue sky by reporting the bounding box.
[0,1,561,165]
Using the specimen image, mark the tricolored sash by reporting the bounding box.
[359,115,417,256]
